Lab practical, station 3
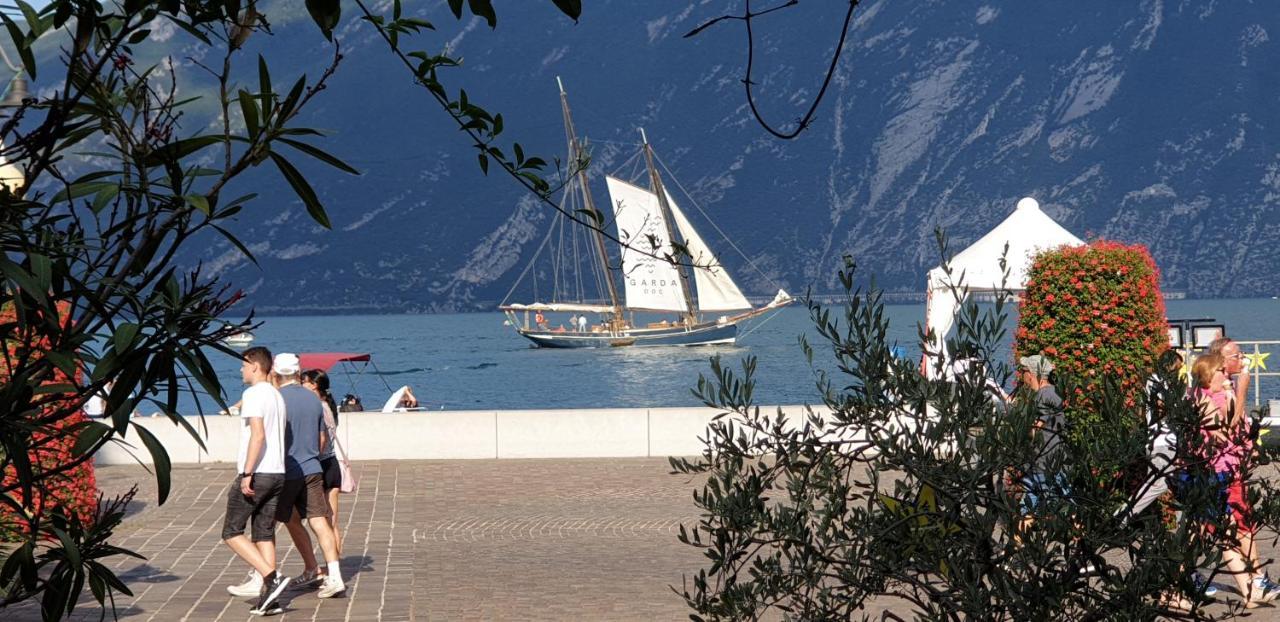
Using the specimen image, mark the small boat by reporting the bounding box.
[499,79,792,348]
[223,327,254,347]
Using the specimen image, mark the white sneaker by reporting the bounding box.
[317,574,345,599]
[227,571,262,597]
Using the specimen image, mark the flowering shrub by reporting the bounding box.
[1014,241,1168,436]
[0,303,98,540]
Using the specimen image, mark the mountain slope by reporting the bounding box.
[32,0,1280,311]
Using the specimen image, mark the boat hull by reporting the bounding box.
[518,321,737,348]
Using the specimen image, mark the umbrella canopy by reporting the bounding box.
[297,352,371,372]
[923,197,1083,375]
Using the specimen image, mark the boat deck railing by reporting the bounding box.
[1237,340,1280,410]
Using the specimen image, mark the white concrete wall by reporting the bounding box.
[93,406,820,465]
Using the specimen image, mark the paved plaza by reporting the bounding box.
[11,459,708,621]
[9,459,1280,620]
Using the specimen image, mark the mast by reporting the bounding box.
[558,77,622,318]
[640,128,697,324]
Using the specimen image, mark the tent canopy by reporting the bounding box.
[924,197,1083,373]
[297,352,371,372]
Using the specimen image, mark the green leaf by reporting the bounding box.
[184,194,210,215]
[467,0,496,27]
[113,322,139,352]
[257,54,272,103]
[127,29,150,44]
[447,0,464,19]
[142,135,223,167]
[278,137,359,175]
[237,89,258,138]
[269,152,331,229]
[0,14,35,79]
[211,224,260,267]
[304,0,341,40]
[279,75,306,119]
[0,257,47,304]
[44,350,79,378]
[51,526,80,569]
[477,152,488,175]
[28,252,50,289]
[131,423,172,504]
[0,541,35,591]
[90,183,120,213]
[72,421,113,458]
[551,0,582,21]
[160,12,211,45]
[15,1,40,32]
[52,180,118,204]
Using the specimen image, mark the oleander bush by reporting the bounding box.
[1015,241,1168,439]
[0,303,97,542]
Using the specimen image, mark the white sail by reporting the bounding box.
[605,176,688,312]
[664,190,752,312]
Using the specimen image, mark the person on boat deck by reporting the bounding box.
[554,324,567,333]
[381,386,418,412]
[577,314,588,332]
[534,311,547,329]
[568,314,578,330]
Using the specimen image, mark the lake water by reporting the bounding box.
[171,298,1280,415]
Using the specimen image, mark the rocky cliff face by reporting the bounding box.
[39,0,1280,312]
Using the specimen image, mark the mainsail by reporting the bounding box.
[665,190,752,312]
[605,176,687,312]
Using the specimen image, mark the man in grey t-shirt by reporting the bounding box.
[271,353,346,599]
[1017,354,1068,522]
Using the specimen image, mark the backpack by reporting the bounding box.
[339,394,364,413]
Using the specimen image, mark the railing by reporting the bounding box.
[1238,340,1280,409]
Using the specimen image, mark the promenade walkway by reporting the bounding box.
[9,458,1280,620]
[13,459,705,621]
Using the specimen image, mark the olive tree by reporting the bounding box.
[673,253,1275,620]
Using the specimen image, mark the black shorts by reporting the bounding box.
[320,456,342,490]
[275,473,331,522]
[222,473,285,542]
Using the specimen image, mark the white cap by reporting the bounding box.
[273,352,300,376]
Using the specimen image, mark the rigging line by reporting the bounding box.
[653,151,784,292]
[588,138,645,149]
[606,147,646,181]
[738,307,787,341]
[499,202,560,305]
[553,207,567,302]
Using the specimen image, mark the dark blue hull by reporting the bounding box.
[519,321,737,348]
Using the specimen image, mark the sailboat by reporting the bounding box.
[499,79,792,348]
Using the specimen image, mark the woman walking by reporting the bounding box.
[302,369,344,556]
[1191,353,1274,607]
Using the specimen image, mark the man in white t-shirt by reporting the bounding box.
[221,346,292,615]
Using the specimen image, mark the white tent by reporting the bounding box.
[923,197,1083,377]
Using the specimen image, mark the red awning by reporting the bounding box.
[297,352,371,372]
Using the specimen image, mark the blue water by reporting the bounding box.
[170,299,1280,414]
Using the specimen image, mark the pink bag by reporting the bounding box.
[337,452,357,493]
[329,423,358,493]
